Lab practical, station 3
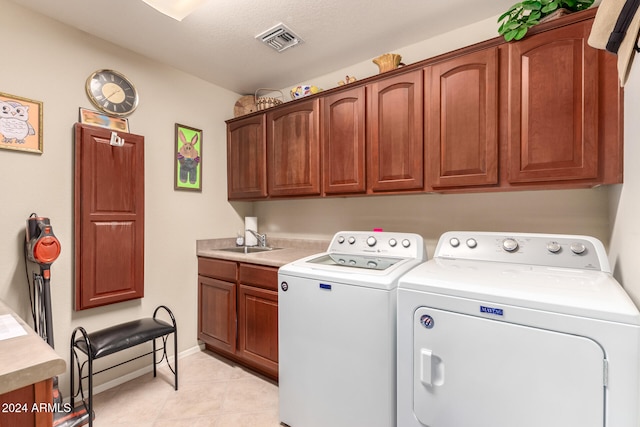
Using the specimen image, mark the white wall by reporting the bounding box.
[609,61,640,306]
[0,0,251,390]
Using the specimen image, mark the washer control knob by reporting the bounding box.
[570,242,586,255]
[389,238,397,247]
[367,261,378,268]
[466,238,477,249]
[449,238,460,248]
[502,238,519,252]
[348,236,356,245]
[338,258,346,264]
[547,241,561,253]
[366,236,377,247]
[349,259,357,265]
[402,239,411,248]
[337,236,345,244]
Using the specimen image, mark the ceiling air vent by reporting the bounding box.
[256,23,303,53]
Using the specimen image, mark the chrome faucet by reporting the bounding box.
[246,229,267,247]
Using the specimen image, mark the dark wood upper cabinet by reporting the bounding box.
[227,115,267,200]
[506,19,599,184]
[74,124,144,310]
[367,70,424,192]
[267,99,321,197]
[322,86,367,195]
[426,47,499,189]
[225,9,622,199]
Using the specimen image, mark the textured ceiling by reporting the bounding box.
[13,0,525,94]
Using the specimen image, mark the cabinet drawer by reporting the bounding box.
[239,263,278,291]
[198,257,237,281]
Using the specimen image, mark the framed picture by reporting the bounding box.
[79,107,129,132]
[0,92,43,154]
[174,123,202,191]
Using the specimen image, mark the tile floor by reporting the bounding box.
[90,349,281,427]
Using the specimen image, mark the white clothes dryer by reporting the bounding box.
[279,231,426,427]
[397,231,640,427]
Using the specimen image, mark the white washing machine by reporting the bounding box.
[279,231,426,427]
[397,231,640,427]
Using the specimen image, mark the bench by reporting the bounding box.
[69,305,177,427]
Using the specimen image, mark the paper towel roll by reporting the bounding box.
[245,217,258,246]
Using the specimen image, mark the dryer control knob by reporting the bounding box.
[348,236,356,245]
[502,238,519,252]
[366,236,377,247]
[402,239,411,248]
[389,238,398,247]
[466,238,477,249]
[570,242,586,255]
[367,261,378,268]
[349,259,357,265]
[547,241,561,253]
[337,236,345,244]
[449,238,460,248]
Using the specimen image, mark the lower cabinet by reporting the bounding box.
[0,379,54,427]
[198,257,279,379]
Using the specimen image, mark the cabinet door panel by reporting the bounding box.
[198,276,236,354]
[368,70,424,192]
[237,284,278,378]
[239,263,278,291]
[198,257,237,282]
[427,47,499,188]
[227,115,267,200]
[267,99,321,196]
[323,86,366,194]
[507,21,598,183]
[74,124,144,310]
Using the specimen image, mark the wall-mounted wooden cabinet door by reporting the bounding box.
[426,47,499,189]
[227,115,267,200]
[322,86,367,195]
[506,20,598,184]
[74,124,144,310]
[267,99,321,197]
[367,70,424,192]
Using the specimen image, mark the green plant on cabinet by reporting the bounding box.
[498,0,594,41]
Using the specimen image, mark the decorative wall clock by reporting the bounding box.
[85,69,139,117]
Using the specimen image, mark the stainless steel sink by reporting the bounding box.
[219,246,281,254]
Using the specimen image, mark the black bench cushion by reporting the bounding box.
[74,318,176,359]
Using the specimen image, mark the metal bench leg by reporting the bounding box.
[154,305,178,391]
[174,325,178,391]
[153,337,157,378]
[70,326,94,427]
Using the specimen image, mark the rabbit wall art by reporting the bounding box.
[175,124,202,191]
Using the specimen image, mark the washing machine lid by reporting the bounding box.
[279,231,427,289]
[280,252,424,289]
[399,258,640,325]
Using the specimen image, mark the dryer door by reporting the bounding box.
[413,307,605,427]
